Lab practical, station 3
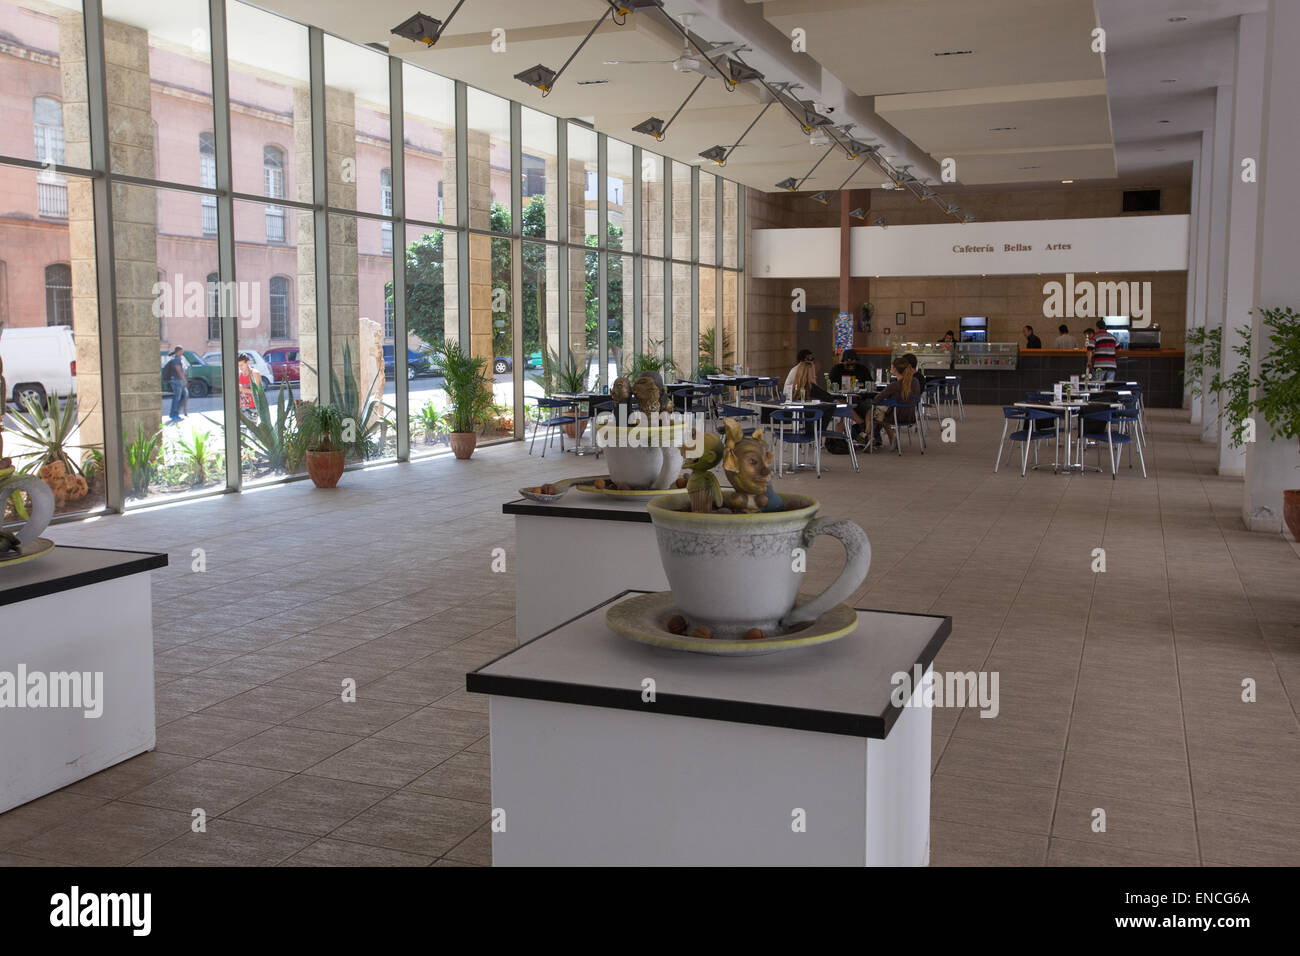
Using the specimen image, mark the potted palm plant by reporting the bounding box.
[1252,307,1300,539]
[297,403,346,487]
[426,340,493,460]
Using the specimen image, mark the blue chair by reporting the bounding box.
[717,403,757,436]
[995,407,1060,475]
[922,379,945,422]
[770,407,823,477]
[940,375,964,422]
[877,397,925,456]
[530,397,575,457]
[1082,408,1146,478]
[756,376,780,402]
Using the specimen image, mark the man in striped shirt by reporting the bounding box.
[1087,319,1118,381]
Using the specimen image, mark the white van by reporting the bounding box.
[0,325,77,407]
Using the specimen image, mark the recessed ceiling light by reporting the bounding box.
[933,50,974,56]
[988,126,1017,132]
[1168,16,1189,22]
[1158,119,1171,124]
[576,79,609,86]
[1061,179,1074,184]
[1160,78,1177,83]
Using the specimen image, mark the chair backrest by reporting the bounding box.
[718,404,752,418]
[771,407,824,423]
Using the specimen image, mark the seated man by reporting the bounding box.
[829,349,873,389]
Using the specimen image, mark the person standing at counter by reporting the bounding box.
[1088,320,1118,381]
[1054,324,1079,349]
[939,330,957,351]
[1023,325,1043,349]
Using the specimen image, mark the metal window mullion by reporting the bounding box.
[83,0,123,512]
[662,161,672,374]
[597,134,608,388]
[631,145,642,357]
[690,165,699,378]
[715,173,724,370]
[389,55,408,460]
[454,81,470,345]
[510,99,523,438]
[210,0,240,493]
[308,27,331,401]
[556,116,569,365]
[737,183,746,368]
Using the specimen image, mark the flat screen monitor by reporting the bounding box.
[959,316,987,343]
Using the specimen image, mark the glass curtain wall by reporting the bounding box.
[0,0,744,517]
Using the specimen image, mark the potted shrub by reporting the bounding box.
[426,340,492,460]
[298,403,346,488]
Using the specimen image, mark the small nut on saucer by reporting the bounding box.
[665,614,687,634]
[690,625,713,639]
[540,483,558,495]
[744,628,766,641]
[675,475,687,488]
[593,478,607,489]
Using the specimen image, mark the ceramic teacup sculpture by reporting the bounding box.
[0,463,55,559]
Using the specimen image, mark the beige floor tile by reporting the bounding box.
[1198,808,1300,866]
[329,791,488,858]
[303,738,460,789]
[931,774,1057,835]
[209,726,362,773]
[120,759,291,815]
[282,838,435,866]
[1051,790,1198,860]
[223,775,393,835]
[153,714,274,758]
[9,802,193,866]
[935,734,1064,790]
[131,819,313,866]
[929,820,1048,866]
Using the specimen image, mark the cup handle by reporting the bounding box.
[4,477,54,545]
[780,517,871,628]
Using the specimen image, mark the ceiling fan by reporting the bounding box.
[603,14,747,76]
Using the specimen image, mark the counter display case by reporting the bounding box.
[955,342,1019,370]
[891,343,954,372]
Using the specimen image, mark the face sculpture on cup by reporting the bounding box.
[722,419,773,514]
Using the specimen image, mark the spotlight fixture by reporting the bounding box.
[515,5,619,97]
[726,58,764,84]
[961,213,975,223]
[778,144,836,194]
[699,144,728,165]
[629,75,706,140]
[391,9,462,47]
[849,207,867,221]
[810,191,830,205]
[775,177,798,191]
[944,202,960,215]
[869,214,887,228]
[514,64,558,93]
[1061,179,1074,184]
[632,117,666,139]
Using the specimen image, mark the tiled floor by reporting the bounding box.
[2,406,1297,866]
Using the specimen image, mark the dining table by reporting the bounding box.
[1013,399,1122,474]
[551,392,609,456]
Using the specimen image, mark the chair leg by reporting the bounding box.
[530,420,540,455]
[1136,434,1147,478]
[1021,437,1030,476]
[995,419,1010,472]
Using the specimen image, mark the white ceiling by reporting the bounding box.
[246,0,1267,193]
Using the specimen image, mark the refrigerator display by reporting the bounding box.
[955,342,1019,370]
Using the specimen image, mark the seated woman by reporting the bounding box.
[783,352,836,404]
[872,356,922,448]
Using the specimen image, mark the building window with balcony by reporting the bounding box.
[206,272,220,342]
[380,168,393,255]
[199,132,217,236]
[34,96,67,219]
[44,263,72,326]
[269,275,290,339]
[264,146,285,243]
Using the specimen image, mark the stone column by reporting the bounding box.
[1217,12,1266,476]
[444,129,494,362]
[1189,131,1214,426]
[324,88,359,400]
[1201,84,1234,443]
[1242,0,1300,534]
[567,159,588,362]
[292,87,319,403]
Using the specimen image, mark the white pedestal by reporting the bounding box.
[469,592,948,866]
[0,547,165,814]
[506,496,668,643]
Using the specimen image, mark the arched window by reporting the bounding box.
[264,146,285,242]
[44,264,72,326]
[34,96,67,218]
[199,132,217,236]
[269,276,290,339]
[206,272,220,342]
[380,168,393,255]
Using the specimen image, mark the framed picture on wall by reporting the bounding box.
[896,315,906,326]
[910,301,925,316]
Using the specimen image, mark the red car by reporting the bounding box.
[264,348,300,384]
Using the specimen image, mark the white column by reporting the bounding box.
[1200,84,1234,443]
[1243,0,1300,534]
[1189,131,1213,426]
[1182,155,1200,412]
[1218,12,1267,476]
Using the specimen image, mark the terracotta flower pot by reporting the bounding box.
[562,418,587,441]
[305,449,345,488]
[1284,489,1300,542]
[448,431,477,460]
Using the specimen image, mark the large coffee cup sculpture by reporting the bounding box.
[0,469,56,564]
[594,375,683,490]
[616,420,872,652]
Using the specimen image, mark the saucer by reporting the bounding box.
[0,537,55,566]
[571,476,684,499]
[605,590,858,656]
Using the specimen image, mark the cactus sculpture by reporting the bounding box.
[682,432,724,513]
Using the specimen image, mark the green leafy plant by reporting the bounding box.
[1250,306,1300,448]
[324,341,390,462]
[1184,326,1222,400]
[297,403,345,453]
[173,428,216,486]
[236,380,298,474]
[622,338,678,382]
[1208,325,1253,448]
[413,400,447,442]
[124,423,161,497]
[82,448,104,481]
[8,393,94,476]
[426,340,493,433]
[698,327,733,377]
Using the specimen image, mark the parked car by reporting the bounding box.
[493,356,512,374]
[0,325,77,406]
[382,345,429,381]
[525,351,543,369]
[197,349,275,386]
[264,347,301,384]
[160,349,222,398]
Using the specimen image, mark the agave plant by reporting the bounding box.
[301,342,392,462]
[8,393,94,476]
[173,428,216,486]
[124,423,161,497]
[236,379,297,474]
